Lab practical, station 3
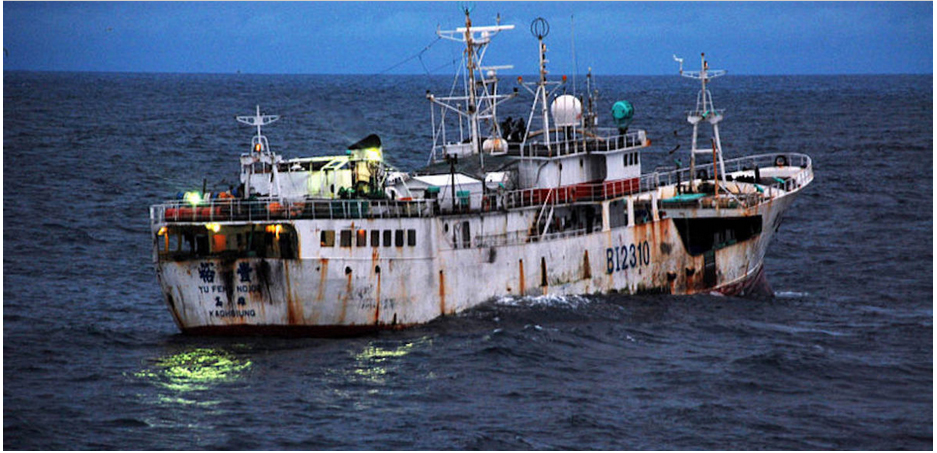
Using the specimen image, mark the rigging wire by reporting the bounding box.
[425,56,462,75]
[378,36,443,75]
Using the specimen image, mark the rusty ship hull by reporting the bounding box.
[152,154,812,336]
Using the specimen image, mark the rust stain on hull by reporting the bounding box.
[582,250,592,280]
[316,258,329,302]
[518,259,525,294]
[284,262,303,325]
[438,270,446,315]
[166,289,185,330]
[374,269,382,325]
[339,267,352,324]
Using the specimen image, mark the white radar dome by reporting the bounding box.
[551,95,582,127]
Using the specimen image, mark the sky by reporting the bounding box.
[2,1,933,75]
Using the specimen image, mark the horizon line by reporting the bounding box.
[3,69,933,78]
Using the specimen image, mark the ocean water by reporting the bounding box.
[3,71,932,450]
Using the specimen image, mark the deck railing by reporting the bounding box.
[473,227,589,249]
[152,153,812,225]
[151,198,434,224]
[649,152,813,194]
[520,128,648,158]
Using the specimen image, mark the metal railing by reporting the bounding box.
[499,178,642,210]
[520,128,648,158]
[650,153,813,195]
[152,153,812,225]
[152,198,434,224]
[473,227,589,249]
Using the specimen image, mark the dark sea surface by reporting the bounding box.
[3,71,932,450]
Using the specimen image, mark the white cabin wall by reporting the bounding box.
[246,173,274,196]
[279,172,310,199]
[518,154,610,189]
[605,150,641,181]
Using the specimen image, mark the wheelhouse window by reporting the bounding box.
[321,230,335,247]
[158,224,299,261]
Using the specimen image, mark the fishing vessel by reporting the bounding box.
[149,12,813,335]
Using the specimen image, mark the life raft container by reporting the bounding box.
[165,206,223,220]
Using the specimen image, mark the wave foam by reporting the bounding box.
[774,290,810,298]
[493,293,592,309]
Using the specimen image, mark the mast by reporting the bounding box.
[676,53,726,193]
[519,18,565,157]
[237,105,280,197]
[430,9,516,164]
[535,18,551,152]
[463,9,481,159]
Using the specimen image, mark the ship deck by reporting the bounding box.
[151,153,812,225]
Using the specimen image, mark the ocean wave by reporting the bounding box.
[493,293,592,309]
[774,290,810,298]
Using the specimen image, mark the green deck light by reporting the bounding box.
[183,191,202,205]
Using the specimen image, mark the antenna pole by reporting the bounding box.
[675,52,726,193]
[255,105,262,143]
[570,14,577,99]
[463,9,481,158]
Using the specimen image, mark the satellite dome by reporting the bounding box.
[551,95,582,127]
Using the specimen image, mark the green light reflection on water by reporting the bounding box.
[134,347,252,394]
[345,338,431,386]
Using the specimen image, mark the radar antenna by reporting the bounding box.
[237,105,280,154]
[673,55,684,74]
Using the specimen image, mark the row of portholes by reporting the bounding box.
[321,229,416,248]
